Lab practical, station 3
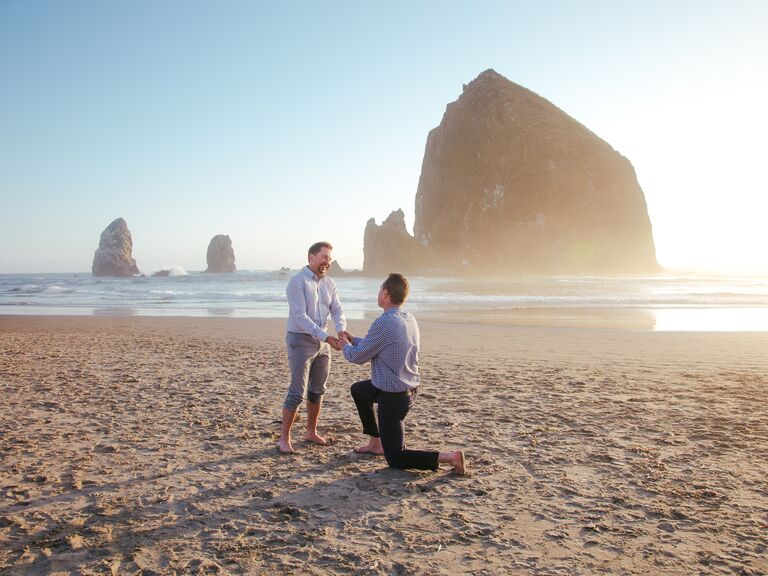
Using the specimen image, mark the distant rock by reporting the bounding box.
[413,69,659,274]
[205,235,236,273]
[152,270,171,277]
[92,218,140,277]
[329,261,347,276]
[363,210,433,275]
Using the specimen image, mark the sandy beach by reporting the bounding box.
[1,314,767,575]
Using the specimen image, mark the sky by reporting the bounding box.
[1,0,767,274]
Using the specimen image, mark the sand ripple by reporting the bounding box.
[1,317,767,575]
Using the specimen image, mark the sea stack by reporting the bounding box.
[205,235,236,273]
[413,69,659,274]
[363,209,433,275]
[92,218,140,277]
[328,261,347,276]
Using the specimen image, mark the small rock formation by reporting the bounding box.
[205,235,236,273]
[363,210,433,275]
[92,218,140,277]
[413,69,659,274]
[152,270,171,277]
[329,261,347,276]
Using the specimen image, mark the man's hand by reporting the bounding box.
[338,330,353,343]
[325,335,342,351]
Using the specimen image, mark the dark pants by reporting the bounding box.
[351,379,439,471]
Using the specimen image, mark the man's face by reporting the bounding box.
[377,285,386,308]
[308,247,333,277]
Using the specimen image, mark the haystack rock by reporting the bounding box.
[92,218,140,277]
[413,69,659,274]
[205,235,236,273]
[363,210,433,275]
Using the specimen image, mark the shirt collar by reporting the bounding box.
[301,265,319,281]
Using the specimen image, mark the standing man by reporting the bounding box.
[339,273,466,474]
[279,241,350,454]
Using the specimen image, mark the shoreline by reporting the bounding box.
[4,304,768,332]
[4,314,768,368]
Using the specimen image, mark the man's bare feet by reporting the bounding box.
[354,438,384,455]
[304,432,328,446]
[451,451,466,475]
[277,438,295,454]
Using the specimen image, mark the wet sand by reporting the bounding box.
[1,315,767,575]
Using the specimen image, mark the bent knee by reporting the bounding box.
[384,453,406,469]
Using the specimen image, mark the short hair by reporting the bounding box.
[308,241,333,257]
[382,273,409,305]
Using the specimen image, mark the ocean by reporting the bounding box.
[1,269,768,331]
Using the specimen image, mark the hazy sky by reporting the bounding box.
[2,0,767,273]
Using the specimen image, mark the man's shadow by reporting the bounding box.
[266,456,462,523]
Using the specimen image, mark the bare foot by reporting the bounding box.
[277,438,295,454]
[304,432,328,446]
[452,451,466,475]
[354,439,384,455]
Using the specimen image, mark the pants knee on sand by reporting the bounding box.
[383,449,407,469]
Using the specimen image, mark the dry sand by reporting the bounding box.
[1,314,767,575]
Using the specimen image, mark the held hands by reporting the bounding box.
[325,335,342,351]
[326,331,353,351]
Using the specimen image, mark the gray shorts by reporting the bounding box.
[283,332,331,411]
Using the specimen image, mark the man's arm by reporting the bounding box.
[287,277,329,342]
[329,281,347,335]
[342,318,386,365]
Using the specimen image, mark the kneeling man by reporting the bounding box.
[339,273,465,474]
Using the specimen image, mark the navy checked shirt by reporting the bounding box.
[342,306,420,392]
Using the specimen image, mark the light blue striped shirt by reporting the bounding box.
[286,266,346,342]
[343,306,420,392]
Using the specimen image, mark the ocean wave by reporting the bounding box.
[2,272,768,316]
[45,285,76,294]
[4,284,44,294]
[150,266,189,277]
